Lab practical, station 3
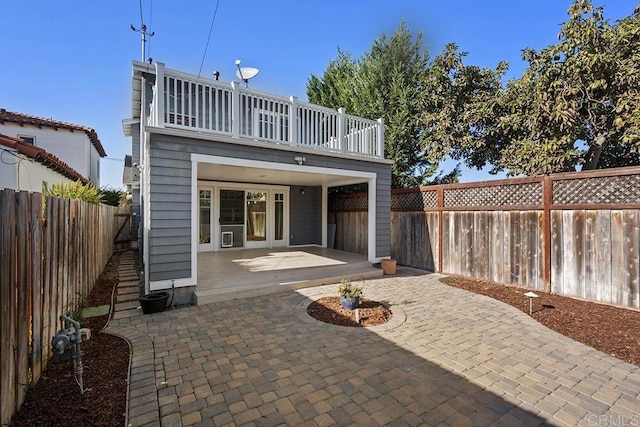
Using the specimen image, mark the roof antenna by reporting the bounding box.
[131,24,155,62]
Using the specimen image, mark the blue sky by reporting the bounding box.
[2,0,637,189]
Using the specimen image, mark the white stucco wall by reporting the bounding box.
[0,152,17,189]
[0,122,99,185]
[0,149,74,192]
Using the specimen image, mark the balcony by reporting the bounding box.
[143,62,384,159]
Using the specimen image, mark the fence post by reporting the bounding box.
[377,117,384,158]
[231,81,240,138]
[289,96,298,146]
[543,175,552,293]
[437,186,444,273]
[338,107,346,153]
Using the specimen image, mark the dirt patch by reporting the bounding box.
[307,297,392,327]
[11,253,129,427]
[441,275,640,367]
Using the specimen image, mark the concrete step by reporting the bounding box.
[195,264,383,305]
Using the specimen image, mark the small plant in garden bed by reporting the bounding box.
[338,279,363,310]
[338,279,363,298]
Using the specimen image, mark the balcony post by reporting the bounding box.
[289,96,298,145]
[338,107,346,153]
[377,117,384,158]
[154,62,165,128]
[231,81,240,138]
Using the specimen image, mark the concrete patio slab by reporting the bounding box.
[107,267,640,426]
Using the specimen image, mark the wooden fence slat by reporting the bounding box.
[623,210,639,308]
[583,210,597,301]
[1,190,17,425]
[595,211,612,303]
[15,192,30,410]
[550,211,563,294]
[30,194,43,383]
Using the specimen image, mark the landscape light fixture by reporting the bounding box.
[524,291,539,315]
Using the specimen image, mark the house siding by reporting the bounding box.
[146,132,391,283]
[290,185,322,245]
[148,137,192,282]
[131,124,141,250]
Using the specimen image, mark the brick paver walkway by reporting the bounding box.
[106,268,640,426]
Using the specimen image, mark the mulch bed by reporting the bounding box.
[11,253,129,427]
[441,275,640,367]
[307,297,392,327]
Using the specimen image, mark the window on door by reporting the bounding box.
[246,192,267,242]
[274,193,284,241]
[199,189,212,244]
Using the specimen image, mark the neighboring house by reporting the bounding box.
[0,134,89,192]
[122,60,392,299]
[0,108,106,186]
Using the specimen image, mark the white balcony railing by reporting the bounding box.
[148,62,384,159]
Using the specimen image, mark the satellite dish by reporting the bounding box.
[234,60,260,87]
[236,67,259,81]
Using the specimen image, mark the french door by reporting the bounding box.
[198,184,288,252]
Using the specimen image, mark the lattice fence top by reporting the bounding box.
[553,174,640,205]
[444,182,542,208]
[391,191,437,210]
[330,168,640,211]
[331,194,368,211]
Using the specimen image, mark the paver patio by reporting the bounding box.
[106,267,640,427]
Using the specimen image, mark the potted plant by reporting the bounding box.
[338,279,363,310]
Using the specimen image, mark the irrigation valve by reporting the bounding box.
[51,313,90,394]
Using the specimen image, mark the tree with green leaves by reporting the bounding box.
[512,0,639,174]
[308,22,460,188]
[422,0,640,176]
[420,43,508,172]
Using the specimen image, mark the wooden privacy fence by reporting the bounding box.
[0,189,121,425]
[330,166,640,310]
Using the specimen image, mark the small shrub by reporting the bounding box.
[43,181,103,205]
[338,279,363,298]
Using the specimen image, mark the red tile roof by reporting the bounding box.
[0,108,106,157]
[0,134,89,184]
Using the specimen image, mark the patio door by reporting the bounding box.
[219,190,245,249]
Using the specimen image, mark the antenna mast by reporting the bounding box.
[131,24,155,62]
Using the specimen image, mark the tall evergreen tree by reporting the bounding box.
[308,22,459,188]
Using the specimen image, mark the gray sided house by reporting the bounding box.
[122,61,391,302]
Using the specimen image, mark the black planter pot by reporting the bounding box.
[139,292,169,314]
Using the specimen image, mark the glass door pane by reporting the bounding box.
[246,192,267,242]
[198,189,212,251]
[274,193,284,241]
